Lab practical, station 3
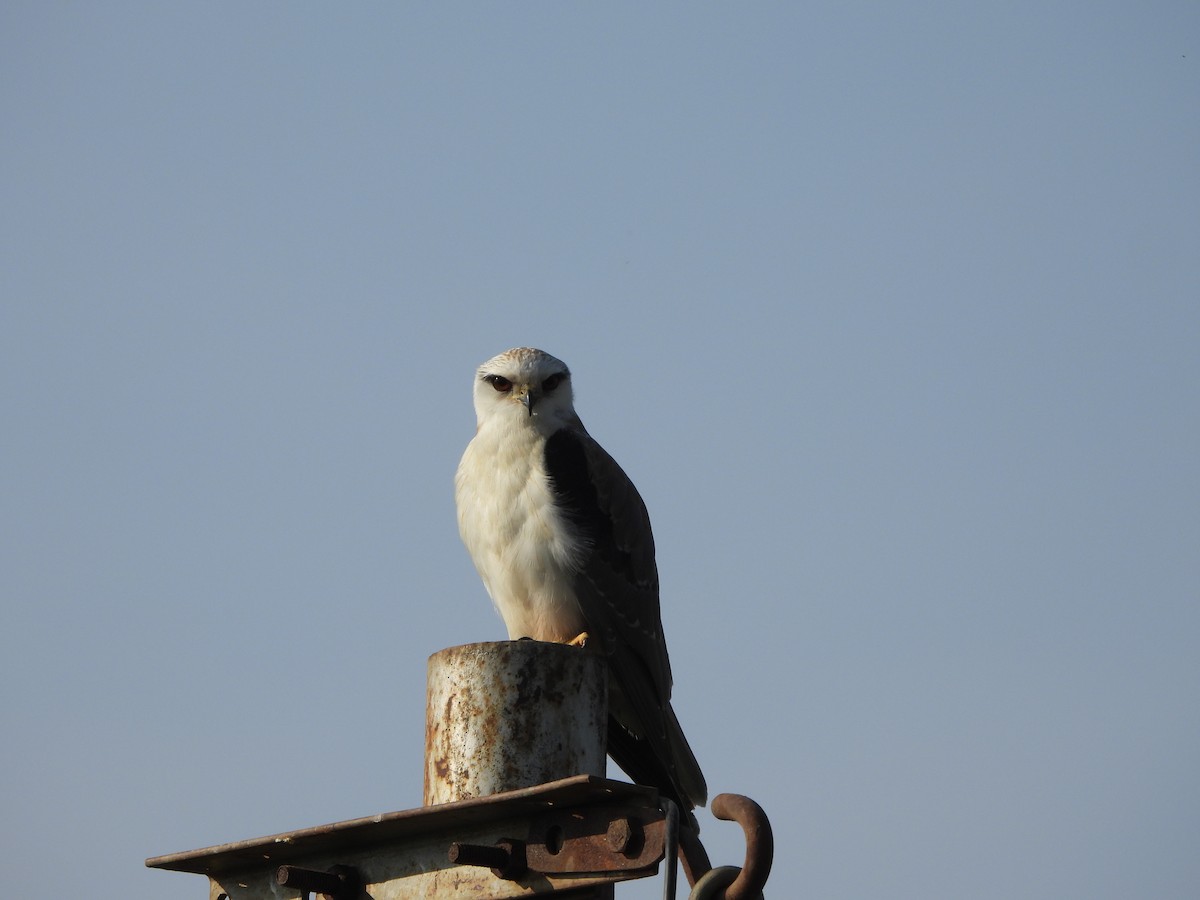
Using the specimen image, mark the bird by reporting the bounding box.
[454,347,709,855]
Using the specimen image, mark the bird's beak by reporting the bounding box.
[518,388,537,416]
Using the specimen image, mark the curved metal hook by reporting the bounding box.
[706,793,773,900]
[689,865,741,899]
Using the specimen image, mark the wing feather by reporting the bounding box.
[543,425,706,810]
[543,426,671,696]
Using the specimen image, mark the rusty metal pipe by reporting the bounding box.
[424,641,608,805]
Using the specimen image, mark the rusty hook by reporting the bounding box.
[690,793,772,900]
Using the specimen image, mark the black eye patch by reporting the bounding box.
[542,372,567,392]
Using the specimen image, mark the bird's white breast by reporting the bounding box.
[455,417,588,642]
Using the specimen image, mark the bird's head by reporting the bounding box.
[472,347,578,434]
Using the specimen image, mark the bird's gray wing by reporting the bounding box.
[543,424,706,810]
[543,424,671,698]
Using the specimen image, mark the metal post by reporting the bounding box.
[424,640,608,806]
[426,640,613,899]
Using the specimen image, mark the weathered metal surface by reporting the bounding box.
[424,641,608,806]
[525,806,665,873]
[442,805,665,884]
[147,775,658,899]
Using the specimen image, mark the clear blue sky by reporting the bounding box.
[2,5,1197,899]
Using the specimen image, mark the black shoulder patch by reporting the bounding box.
[543,430,609,542]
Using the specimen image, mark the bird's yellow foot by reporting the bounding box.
[567,631,590,648]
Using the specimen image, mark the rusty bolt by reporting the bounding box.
[448,842,509,869]
[275,865,359,899]
[605,816,642,854]
[448,839,527,879]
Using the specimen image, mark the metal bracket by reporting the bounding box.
[527,804,666,873]
[148,775,667,898]
[445,804,667,881]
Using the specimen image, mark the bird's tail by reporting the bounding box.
[606,703,712,886]
[606,705,707,816]
[664,707,712,887]
[666,704,708,810]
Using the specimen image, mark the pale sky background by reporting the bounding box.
[2,5,1197,899]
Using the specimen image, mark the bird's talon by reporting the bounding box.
[567,631,590,648]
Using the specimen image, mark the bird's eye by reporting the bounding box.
[542,373,566,392]
[485,375,513,392]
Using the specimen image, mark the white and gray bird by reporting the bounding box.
[454,347,708,821]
